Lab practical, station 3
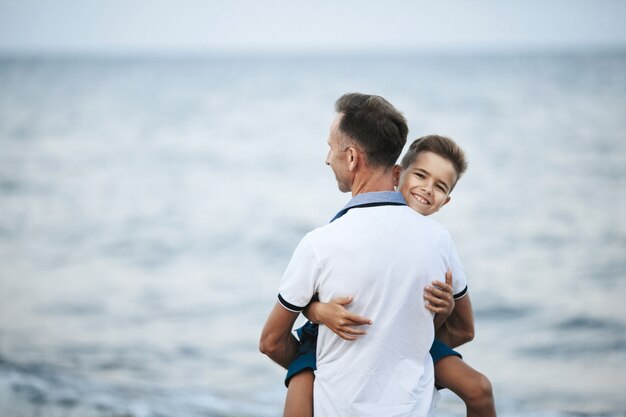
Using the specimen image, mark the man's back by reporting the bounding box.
[280,204,454,416]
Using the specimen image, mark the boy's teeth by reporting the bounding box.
[414,194,429,205]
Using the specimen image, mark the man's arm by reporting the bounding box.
[259,302,300,369]
[434,293,475,348]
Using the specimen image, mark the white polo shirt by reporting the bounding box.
[278,192,467,417]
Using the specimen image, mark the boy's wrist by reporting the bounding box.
[303,301,323,324]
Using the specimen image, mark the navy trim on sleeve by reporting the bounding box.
[453,285,468,300]
[278,294,305,312]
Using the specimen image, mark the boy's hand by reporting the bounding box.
[308,297,372,341]
[425,270,454,319]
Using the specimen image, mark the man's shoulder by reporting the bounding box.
[318,205,451,237]
[302,221,339,242]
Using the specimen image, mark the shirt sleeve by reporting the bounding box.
[277,235,320,312]
[445,231,468,299]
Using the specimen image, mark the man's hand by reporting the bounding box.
[424,271,454,329]
[305,297,372,341]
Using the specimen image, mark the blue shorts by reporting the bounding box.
[284,321,318,387]
[430,338,463,363]
[284,322,462,387]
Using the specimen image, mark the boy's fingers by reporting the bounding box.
[342,326,367,336]
[425,301,446,313]
[431,281,452,293]
[424,293,437,303]
[425,292,453,308]
[445,270,453,286]
[347,314,373,325]
[336,331,356,341]
[424,295,445,306]
[426,305,443,314]
[341,332,358,341]
[331,296,353,306]
[427,283,445,294]
[425,286,448,299]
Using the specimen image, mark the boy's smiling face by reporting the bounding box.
[398,151,457,216]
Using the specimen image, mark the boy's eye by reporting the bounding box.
[414,173,425,179]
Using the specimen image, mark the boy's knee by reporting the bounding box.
[477,374,493,397]
[468,373,493,403]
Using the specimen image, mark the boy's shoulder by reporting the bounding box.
[399,205,450,232]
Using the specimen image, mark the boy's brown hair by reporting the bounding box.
[400,135,468,190]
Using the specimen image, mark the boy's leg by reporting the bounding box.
[283,321,318,417]
[283,369,314,417]
[435,355,496,417]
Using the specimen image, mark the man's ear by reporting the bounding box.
[392,164,401,187]
[347,147,359,171]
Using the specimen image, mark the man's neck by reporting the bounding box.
[350,169,396,196]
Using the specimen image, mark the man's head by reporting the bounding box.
[326,93,408,192]
[396,135,468,216]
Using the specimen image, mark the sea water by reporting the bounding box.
[0,51,625,416]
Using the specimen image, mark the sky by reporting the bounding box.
[1,0,626,54]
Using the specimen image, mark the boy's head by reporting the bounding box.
[395,135,468,216]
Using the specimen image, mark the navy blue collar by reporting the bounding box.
[330,191,407,222]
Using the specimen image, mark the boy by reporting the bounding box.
[283,135,496,417]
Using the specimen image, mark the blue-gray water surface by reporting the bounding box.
[0,51,625,416]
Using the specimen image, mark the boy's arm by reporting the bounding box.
[435,294,475,348]
[259,302,301,369]
[305,270,455,340]
[303,297,372,341]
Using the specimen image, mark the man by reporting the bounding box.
[260,93,464,416]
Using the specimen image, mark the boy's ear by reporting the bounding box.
[392,164,401,187]
[442,196,451,207]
